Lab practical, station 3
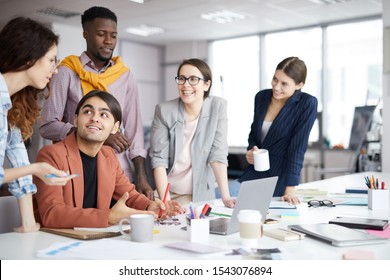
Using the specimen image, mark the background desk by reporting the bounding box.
[1,172,389,260]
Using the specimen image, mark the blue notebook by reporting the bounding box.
[345,188,368,194]
[332,196,368,206]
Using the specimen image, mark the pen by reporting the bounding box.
[45,173,80,178]
[189,203,195,219]
[200,204,210,218]
[364,176,370,188]
[206,206,212,216]
[194,207,199,219]
[159,183,170,218]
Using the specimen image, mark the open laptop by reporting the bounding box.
[209,176,278,235]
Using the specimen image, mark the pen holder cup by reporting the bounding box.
[368,189,389,210]
[187,219,209,243]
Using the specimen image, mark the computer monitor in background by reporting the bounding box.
[348,105,376,151]
[308,112,323,149]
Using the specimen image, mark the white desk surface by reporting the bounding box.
[1,172,389,260]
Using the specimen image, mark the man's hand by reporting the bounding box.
[104,131,130,153]
[109,192,155,224]
[132,156,154,200]
[136,179,154,200]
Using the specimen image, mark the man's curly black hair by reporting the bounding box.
[81,6,117,28]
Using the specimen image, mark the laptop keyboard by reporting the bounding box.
[210,218,229,233]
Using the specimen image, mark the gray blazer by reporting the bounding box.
[149,96,228,202]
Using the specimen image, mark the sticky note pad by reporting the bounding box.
[280,211,300,219]
[342,249,375,260]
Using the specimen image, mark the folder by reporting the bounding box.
[40,228,121,240]
[264,228,305,241]
[329,217,389,230]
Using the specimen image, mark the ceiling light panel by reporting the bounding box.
[35,7,80,18]
[201,10,246,24]
[126,25,165,37]
[128,0,151,3]
[309,0,355,4]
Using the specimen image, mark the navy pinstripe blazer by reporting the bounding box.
[239,89,318,196]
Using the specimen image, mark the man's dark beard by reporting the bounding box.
[96,52,112,64]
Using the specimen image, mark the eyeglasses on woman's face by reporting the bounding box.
[175,75,205,86]
[307,199,335,208]
[45,56,60,73]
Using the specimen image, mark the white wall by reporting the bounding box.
[52,23,85,59]
[383,2,390,172]
[120,41,163,126]
[163,41,209,101]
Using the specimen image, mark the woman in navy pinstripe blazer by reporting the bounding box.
[239,57,318,204]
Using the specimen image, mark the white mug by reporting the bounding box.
[119,214,154,242]
[253,149,270,172]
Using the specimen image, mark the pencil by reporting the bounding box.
[159,183,170,218]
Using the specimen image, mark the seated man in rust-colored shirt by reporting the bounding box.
[34,90,185,228]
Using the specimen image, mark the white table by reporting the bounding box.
[1,172,389,260]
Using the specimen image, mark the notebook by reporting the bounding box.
[329,217,389,230]
[209,176,278,235]
[288,223,387,247]
[40,228,121,240]
[264,228,305,241]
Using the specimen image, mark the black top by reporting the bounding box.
[80,150,97,208]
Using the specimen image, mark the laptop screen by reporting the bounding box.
[210,176,278,235]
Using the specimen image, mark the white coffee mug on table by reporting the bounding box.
[119,213,154,242]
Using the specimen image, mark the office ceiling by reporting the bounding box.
[0,0,382,46]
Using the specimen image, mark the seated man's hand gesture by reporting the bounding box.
[108,192,156,225]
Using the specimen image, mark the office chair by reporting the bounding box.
[0,196,21,233]
[314,105,376,181]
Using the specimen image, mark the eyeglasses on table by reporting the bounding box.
[307,199,335,208]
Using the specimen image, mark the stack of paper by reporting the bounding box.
[295,189,328,196]
[269,201,296,209]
